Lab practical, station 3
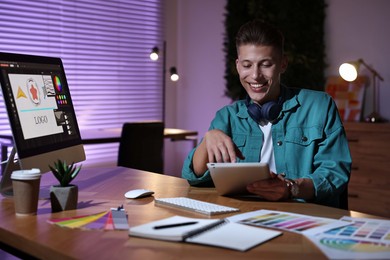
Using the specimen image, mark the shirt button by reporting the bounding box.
[301,136,308,142]
[277,141,283,146]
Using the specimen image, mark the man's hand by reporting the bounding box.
[247,173,315,201]
[246,172,290,201]
[192,129,244,176]
[204,129,244,163]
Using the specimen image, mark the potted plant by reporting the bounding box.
[49,160,82,212]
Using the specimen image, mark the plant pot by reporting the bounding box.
[50,185,78,212]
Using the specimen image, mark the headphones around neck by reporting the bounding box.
[245,95,283,123]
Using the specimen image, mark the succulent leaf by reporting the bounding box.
[49,159,82,187]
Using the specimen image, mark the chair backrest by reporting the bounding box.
[339,185,349,210]
[117,121,164,174]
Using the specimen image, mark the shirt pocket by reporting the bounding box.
[285,126,323,146]
[232,134,246,162]
[232,134,246,148]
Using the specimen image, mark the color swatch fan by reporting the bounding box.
[48,209,128,230]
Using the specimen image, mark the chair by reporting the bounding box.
[117,121,164,174]
[339,186,349,210]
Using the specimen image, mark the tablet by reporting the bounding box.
[207,162,271,196]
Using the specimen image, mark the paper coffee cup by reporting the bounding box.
[11,169,41,216]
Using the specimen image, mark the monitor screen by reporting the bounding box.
[0,52,85,195]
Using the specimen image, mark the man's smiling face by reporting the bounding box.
[236,44,287,105]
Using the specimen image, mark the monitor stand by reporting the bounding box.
[0,147,20,197]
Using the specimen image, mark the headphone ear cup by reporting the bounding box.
[247,103,263,123]
[262,101,282,121]
[246,99,282,123]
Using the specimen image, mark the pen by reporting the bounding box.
[153,221,198,230]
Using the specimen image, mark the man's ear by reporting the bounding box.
[281,55,288,73]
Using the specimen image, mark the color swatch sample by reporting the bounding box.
[307,216,390,259]
[323,216,390,243]
[227,209,349,236]
[48,209,128,230]
[319,237,390,253]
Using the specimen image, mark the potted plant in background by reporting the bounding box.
[49,160,82,212]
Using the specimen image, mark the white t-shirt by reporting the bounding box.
[259,122,276,173]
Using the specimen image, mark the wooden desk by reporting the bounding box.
[0,167,382,259]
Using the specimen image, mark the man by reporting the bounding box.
[182,20,351,208]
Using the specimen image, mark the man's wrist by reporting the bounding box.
[284,178,299,199]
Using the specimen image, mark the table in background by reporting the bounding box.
[0,128,198,165]
[81,128,198,146]
[0,166,383,259]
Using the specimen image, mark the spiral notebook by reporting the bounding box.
[128,215,282,251]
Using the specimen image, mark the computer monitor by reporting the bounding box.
[0,52,85,196]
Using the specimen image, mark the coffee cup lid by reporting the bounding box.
[11,168,41,180]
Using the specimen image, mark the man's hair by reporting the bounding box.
[235,20,284,56]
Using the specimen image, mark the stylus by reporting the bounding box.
[153,221,198,229]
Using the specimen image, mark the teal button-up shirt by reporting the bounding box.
[182,87,351,208]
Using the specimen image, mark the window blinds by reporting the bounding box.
[0,0,164,167]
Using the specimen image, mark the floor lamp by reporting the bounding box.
[150,41,179,122]
[339,59,385,123]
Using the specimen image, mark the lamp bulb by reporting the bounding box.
[150,52,159,61]
[170,74,179,82]
[339,63,358,82]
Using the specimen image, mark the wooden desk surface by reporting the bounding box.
[0,167,381,259]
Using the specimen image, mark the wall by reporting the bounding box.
[325,0,390,121]
[165,0,390,177]
[164,0,229,177]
